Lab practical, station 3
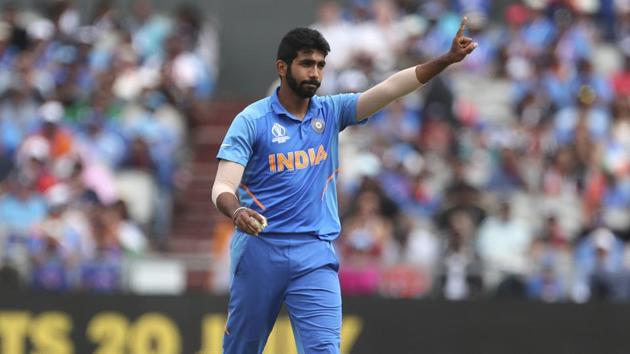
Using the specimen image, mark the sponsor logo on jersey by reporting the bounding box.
[311,118,325,134]
[271,123,290,143]
[268,145,328,172]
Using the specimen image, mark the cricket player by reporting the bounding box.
[212,18,476,354]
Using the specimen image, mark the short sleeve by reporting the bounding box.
[216,114,256,166]
[329,93,368,132]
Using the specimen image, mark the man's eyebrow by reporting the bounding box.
[298,58,326,65]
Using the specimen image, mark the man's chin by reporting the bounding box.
[298,92,315,98]
[297,89,317,98]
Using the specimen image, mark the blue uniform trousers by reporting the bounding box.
[223,232,341,354]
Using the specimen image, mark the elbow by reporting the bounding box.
[210,182,220,208]
[211,181,236,208]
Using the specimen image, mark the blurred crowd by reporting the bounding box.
[0,0,217,292]
[3,0,630,303]
[299,0,630,303]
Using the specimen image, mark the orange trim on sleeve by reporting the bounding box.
[239,184,267,210]
[321,168,341,200]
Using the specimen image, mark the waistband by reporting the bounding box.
[237,230,335,240]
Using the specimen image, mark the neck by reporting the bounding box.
[277,84,310,120]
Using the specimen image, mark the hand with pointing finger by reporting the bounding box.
[446,17,478,64]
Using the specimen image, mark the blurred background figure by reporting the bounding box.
[572,227,626,302]
[339,189,393,296]
[477,199,533,298]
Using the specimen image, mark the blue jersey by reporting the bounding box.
[217,89,366,240]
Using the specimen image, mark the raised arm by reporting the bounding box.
[356,17,477,120]
[212,160,266,235]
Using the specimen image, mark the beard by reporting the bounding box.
[286,68,320,99]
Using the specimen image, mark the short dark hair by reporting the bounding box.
[276,27,330,65]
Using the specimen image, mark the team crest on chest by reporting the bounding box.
[311,118,325,134]
[271,123,290,143]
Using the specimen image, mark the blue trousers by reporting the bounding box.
[223,232,341,354]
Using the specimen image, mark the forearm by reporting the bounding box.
[211,160,267,235]
[215,191,242,220]
[414,53,455,84]
[356,55,457,120]
[357,17,476,120]
[356,67,421,120]
[211,160,245,219]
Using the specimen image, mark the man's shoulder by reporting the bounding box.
[316,92,360,106]
[237,96,272,121]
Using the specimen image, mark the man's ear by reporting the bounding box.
[276,60,287,78]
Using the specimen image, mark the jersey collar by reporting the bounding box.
[270,87,321,123]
